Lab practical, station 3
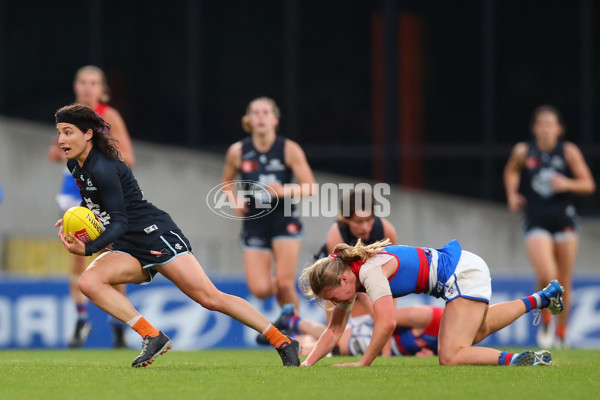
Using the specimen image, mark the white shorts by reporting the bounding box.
[56,194,81,213]
[443,250,491,303]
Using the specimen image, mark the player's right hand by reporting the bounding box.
[234,204,249,217]
[507,193,526,212]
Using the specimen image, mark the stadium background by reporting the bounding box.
[0,0,599,349]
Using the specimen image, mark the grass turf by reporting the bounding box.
[1,348,598,400]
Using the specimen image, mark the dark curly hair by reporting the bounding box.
[55,103,120,160]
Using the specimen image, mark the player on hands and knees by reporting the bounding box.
[312,188,398,326]
[299,239,564,367]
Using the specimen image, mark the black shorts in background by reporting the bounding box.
[240,216,304,251]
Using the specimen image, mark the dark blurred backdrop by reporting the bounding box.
[1,0,599,213]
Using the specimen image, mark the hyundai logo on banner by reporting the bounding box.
[0,276,599,349]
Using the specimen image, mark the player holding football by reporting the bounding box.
[299,239,565,367]
[48,65,135,349]
[54,103,300,367]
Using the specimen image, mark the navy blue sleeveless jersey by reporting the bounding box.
[67,147,179,256]
[520,141,575,218]
[313,217,385,260]
[240,136,294,220]
[339,216,384,246]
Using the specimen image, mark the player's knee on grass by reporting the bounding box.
[438,353,456,366]
[437,347,462,366]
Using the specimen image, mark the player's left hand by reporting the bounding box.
[333,362,363,367]
[266,182,285,197]
[58,226,86,256]
[550,174,572,192]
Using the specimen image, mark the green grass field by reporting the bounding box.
[1,348,598,400]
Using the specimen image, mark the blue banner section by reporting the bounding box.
[395,276,600,348]
[1,275,599,349]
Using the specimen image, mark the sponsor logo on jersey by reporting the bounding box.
[174,243,183,250]
[551,155,565,170]
[532,168,556,198]
[264,158,285,172]
[144,224,158,234]
[525,156,539,169]
[83,198,111,226]
[241,160,258,173]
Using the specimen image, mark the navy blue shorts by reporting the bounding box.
[110,229,192,283]
[241,216,303,251]
[523,205,579,241]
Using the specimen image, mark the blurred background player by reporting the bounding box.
[314,188,397,260]
[272,303,442,358]
[221,97,315,312]
[504,105,595,348]
[48,65,135,348]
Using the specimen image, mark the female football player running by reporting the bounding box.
[221,97,315,312]
[504,105,595,347]
[55,103,300,367]
[48,65,135,348]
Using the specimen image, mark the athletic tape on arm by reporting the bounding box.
[359,255,393,304]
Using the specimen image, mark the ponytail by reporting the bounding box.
[299,238,391,307]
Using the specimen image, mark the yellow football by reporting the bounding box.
[63,206,103,243]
